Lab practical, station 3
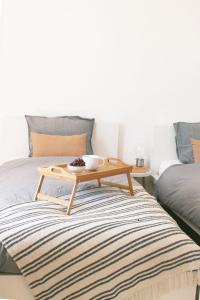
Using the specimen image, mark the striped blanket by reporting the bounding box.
[0,184,200,300]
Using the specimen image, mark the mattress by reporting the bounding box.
[156,163,200,232]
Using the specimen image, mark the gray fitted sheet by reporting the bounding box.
[156,163,200,232]
[0,157,79,211]
[0,157,128,275]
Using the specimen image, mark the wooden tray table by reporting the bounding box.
[34,158,133,215]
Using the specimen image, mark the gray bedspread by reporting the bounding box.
[0,157,96,275]
[156,163,200,232]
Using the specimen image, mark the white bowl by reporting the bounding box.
[68,165,85,173]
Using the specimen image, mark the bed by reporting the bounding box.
[0,117,200,300]
[153,124,200,240]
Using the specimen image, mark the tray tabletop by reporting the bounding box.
[38,158,133,182]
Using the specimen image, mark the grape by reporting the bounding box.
[70,158,85,167]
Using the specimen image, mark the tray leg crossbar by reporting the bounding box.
[100,172,134,195]
[100,180,130,191]
[36,193,66,206]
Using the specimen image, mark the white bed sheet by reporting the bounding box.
[158,160,182,176]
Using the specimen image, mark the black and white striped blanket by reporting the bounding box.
[0,184,200,300]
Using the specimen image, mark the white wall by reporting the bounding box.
[1,0,200,166]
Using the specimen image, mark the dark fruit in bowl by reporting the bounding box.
[70,158,85,167]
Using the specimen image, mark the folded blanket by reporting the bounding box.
[0,185,199,300]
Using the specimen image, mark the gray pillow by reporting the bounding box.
[25,115,95,157]
[174,122,200,163]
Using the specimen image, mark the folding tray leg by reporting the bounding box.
[67,182,78,216]
[127,172,134,195]
[34,175,45,200]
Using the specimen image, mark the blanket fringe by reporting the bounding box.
[121,269,200,300]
